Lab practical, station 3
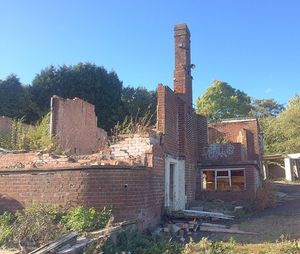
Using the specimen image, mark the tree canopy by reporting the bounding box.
[0,63,156,132]
[0,75,40,122]
[30,63,123,131]
[250,98,284,118]
[262,95,300,154]
[196,80,252,121]
[121,86,157,124]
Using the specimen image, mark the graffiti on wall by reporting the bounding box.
[202,144,235,160]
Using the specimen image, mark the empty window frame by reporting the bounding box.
[202,169,245,191]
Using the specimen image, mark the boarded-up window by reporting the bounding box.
[202,169,245,191]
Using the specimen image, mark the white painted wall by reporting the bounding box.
[164,156,186,211]
[284,157,293,181]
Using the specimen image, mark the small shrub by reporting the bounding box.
[12,203,63,248]
[0,211,14,247]
[254,181,276,211]
[62,206,112,233]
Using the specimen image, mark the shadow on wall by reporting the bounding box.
[0,194,24,213]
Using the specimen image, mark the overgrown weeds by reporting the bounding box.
[111,111,154,142]
[12,203,64,250]
[0,203,113,252]
[0,114,52,151]
[0,212,14,247]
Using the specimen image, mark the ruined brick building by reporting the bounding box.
[0,24,262,228]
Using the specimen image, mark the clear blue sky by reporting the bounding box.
[1,0,299,105]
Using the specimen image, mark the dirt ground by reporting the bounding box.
[199,182,300,243]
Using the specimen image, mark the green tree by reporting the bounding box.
[196,80,251,121]
[121,86,157,124]
[262,95,300,154]
[30,63,123,131]
[250,98,284,118]
[0,75,40,123]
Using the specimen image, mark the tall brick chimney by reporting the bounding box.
[173,24,193,107]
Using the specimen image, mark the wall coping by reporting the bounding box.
[0,164,148,174]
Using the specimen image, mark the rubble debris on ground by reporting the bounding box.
[157,208,257,243]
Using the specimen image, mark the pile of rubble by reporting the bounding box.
[28,220,137,254]
[155,208,256,243]
[0,149,147,170]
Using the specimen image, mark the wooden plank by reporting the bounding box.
[182,209,234,220]
[29,232,78,254]
[201,222,227,228]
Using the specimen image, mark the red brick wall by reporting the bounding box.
[157,85,179,157]
[173,24,192,107]
[0,164,164,229]
[195,164,259,201]
[157,84,202,204]
[209,119,261,161]
[50,96,107,155]
[0,116,14,136]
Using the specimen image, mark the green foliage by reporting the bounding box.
[1,66,157,134]
[0,117,28,150]
[196,80,251,122]
[0,75,40,123]
[0,113,52,151]
[30,63,123,131]
[102,230,183,254]
[62,206,112,233]
[25,113,52,150]
[0,212,14,246]
[121,86,157,125]
[250,98,284,118]
[12,203,63,247]
[261,94,300,154]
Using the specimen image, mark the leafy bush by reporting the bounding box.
[102,230,183,254]
[25,113,52,150]
[0,211,14,246]
[62,206,112,232]
[12,203,63,248]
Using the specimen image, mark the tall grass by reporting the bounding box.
[0,113,52,151]
[111,111,154,142]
